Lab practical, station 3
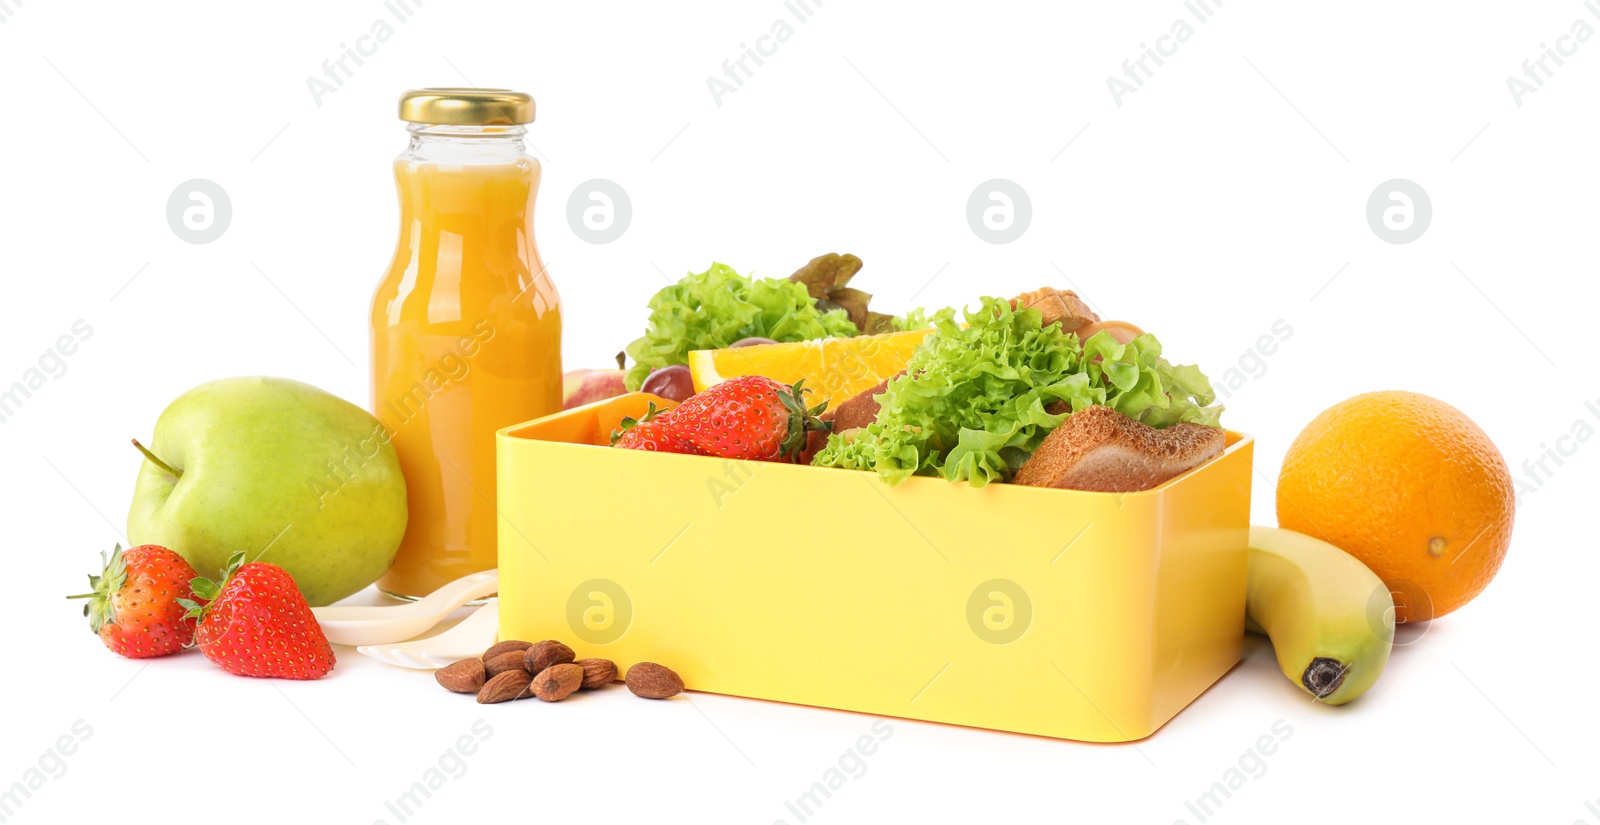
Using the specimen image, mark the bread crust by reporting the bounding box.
[833,373,898,432]
[799,373,899,464]
[1010,287,1100,333]
[1013,405,1224,492]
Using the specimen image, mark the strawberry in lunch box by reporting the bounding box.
[613,377,829,463]
[610,402,703,455]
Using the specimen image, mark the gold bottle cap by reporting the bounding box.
[398,88,535,125]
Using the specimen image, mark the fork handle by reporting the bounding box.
[420,568,501,608]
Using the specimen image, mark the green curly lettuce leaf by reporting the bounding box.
[1079,329,1223,429]
[890,307,933,331]
[623,263,859,390]
[812,296,1222,487]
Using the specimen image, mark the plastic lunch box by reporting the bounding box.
[496,393,1253,742]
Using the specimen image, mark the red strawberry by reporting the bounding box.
[611,401,704,454]
[614,423,703,453]
[70,544,199,659]
[180,552,335,680]
[656,376,830,462]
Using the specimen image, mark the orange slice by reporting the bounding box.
[686,329,933,409]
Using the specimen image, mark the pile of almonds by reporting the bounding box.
[435,638,684,705]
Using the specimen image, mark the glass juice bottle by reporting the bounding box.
[371,88,561,599]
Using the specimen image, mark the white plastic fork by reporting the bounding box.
[311,568,500,647]
[357,600,501,669]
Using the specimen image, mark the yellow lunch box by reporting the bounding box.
[497,393,1253,742]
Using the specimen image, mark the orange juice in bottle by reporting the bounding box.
[371,88,561,599]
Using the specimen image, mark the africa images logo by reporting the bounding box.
[966,579,1033,645]
[567,579,633,645]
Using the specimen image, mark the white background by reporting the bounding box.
[2,1,1596,823]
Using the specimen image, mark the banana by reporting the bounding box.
[1245,526,1394,705]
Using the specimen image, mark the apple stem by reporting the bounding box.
[131,439,183,479]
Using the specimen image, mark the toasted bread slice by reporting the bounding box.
[1010,287,1099,333]
[799,373,900,464]
[833,372,899,432]
[1013,405,1224,492]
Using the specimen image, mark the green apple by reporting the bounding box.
[127,376,407,606]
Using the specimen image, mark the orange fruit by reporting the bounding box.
[686,329,933,410]
[1276,391,1513,623]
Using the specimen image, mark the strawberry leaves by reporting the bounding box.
[178,550,246,622]
[67,544,128,634]
[609,401,667,446]
[777,380,832,462]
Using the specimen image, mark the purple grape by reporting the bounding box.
[730,337,778,348]
[640,364,695,402]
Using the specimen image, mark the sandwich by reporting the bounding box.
[808,288,1225,493]
[1011,404,1224,492]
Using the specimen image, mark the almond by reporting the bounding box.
[485,651,529,678]
[625,662,684,699]
[525,640,576,674]
[576,658,617,690]
[435,658,487,694]
[482,640,533,661]
[531,663,584,702]
[477,669,533,704]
